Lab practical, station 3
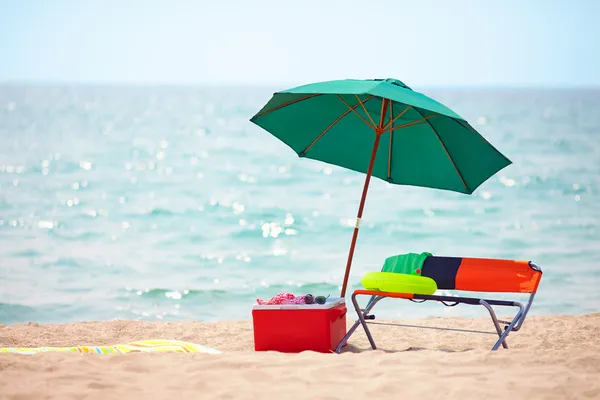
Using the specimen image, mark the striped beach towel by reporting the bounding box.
[0,339,221,355]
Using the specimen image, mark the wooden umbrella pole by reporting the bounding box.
[340,99,389,298]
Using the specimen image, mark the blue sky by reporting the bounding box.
[0,0,598,86]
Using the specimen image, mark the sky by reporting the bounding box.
[0,0,598,87]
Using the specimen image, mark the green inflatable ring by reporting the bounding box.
[361,272,438,295]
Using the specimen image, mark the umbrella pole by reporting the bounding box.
[340,99,389,298]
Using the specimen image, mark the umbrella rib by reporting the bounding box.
[356,95,377,128]
[252,94,322,119]
[336,95,376,129]
[414,109,469,191]
[453,118,511,162]
[378,98,389,127]
[383,104,412,130]
[390,114,439,132]
[387,102,393,180]
[300,95,376,156]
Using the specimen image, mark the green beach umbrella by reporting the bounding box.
[249,78,511,298]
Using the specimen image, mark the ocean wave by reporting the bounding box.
[8,248,44,258]
[119,282,341,300]
[48,230,104,241]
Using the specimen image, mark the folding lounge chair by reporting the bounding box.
[335,256,543,353]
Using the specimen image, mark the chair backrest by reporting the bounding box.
[421,256,542,294]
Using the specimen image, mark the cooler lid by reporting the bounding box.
[252,297,345,310]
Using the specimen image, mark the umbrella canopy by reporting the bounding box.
[250,78,511,297]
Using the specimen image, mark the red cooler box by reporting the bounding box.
[252,298,347,353]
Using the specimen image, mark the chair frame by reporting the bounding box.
[335,262,542,353]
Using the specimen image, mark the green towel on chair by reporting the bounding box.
[381,252,432,275]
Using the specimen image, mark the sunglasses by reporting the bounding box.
[304,294,330,305]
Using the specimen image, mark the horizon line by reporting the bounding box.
[1,79,599,90]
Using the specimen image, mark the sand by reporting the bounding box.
[1,313,599,399]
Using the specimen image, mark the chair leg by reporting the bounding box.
[480,300,509,349]
[352,293,377,350]
[335,320,361,354]
[335,294,381,353]
[512,293,535,332]
[491,309,523,351]
[480,299,525,351]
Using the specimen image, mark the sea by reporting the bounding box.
[1,85,599,325]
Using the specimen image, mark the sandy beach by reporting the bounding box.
[1,313,599,399]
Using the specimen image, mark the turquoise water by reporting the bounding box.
[1,85,599,324]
